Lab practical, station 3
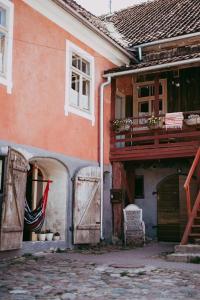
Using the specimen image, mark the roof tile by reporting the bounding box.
[101,0,200,46]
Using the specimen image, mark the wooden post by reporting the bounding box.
[111,162,125,240]
[154,75,160,116]
[31,164,38,241]
[154,75,160,146]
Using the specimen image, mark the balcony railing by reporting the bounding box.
[110,111,200,161]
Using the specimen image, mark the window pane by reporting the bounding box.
[82,59,90,75]
[71,72,80,92]
[0,33,5,73]
[0,8,6,27]
[71,72,80,107]
[139,101,149,113]
[138,83,163,97]
[138,85,154,97]
[72,54,81,70]
[138,85,150,97]
[82,78,90,110]
[159,99,163,111]
[82,78,89,96]
[135,175,144,198]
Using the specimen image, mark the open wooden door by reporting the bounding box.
[0,148,29,251]
[73,166,101,244]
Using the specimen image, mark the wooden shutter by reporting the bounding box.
[0,148,29,251]
[73,166,101,244]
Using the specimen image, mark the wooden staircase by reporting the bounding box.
[167,148,200,262]
[189,206,200,243]
[181,147,200,245]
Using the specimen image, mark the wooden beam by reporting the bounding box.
[112,162,125,240]
[110,143,199,161]
[154,74,160,116]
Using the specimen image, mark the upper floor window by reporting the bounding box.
[133,79,167,120]
[65,42,95,125]
[71,53,91,111]
[0,0,14,93]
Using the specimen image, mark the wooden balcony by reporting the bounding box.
[110,111,200,162]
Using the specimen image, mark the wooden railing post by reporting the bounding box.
[186,186,191,217]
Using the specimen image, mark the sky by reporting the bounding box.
[75,0,145,16]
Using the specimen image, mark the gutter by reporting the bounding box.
[52,0,134,61]
[104,57,200,78]
[132,32,200,49]
[100,77,111,241]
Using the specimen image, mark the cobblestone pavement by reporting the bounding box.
[0,246,200,300]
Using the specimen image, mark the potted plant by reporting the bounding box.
[37,230,46,241]
[185,114,200,126]
[147,115,161,130]
[45,229,54,241]
[53,232,60,241]
[112,118,133,133]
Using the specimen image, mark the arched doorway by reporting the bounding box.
[23,157,69,242]
[157,174,197,242]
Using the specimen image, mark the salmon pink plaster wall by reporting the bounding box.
[0,0,115,164]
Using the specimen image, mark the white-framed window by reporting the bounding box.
[0,0,14,93]
[65,41,95,125]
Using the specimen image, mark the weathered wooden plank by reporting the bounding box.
[110,144,199,161]
[112,162,125,240]
[73,166,101,245]
[0,148,29,251]
[111,130,200,144]
[111,141,199,153]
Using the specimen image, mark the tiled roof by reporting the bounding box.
[53,0,129,47]
[104,44,200,74]
[101,0,200,47]
[60,0,105,28]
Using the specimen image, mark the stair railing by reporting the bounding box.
[181,191,200,245]
[184,147,200,217]
[181,147,200,245]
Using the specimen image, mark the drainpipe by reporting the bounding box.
[100,76,111,241]
[138,47,142,61]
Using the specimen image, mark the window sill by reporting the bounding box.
[0,75,12,94]
[64,105,95,126]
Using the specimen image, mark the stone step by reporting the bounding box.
[194,217,200,224]
[175,244,200,254]
[166,253,200,263]
[189,233,200,240]
[191,225,200,233]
